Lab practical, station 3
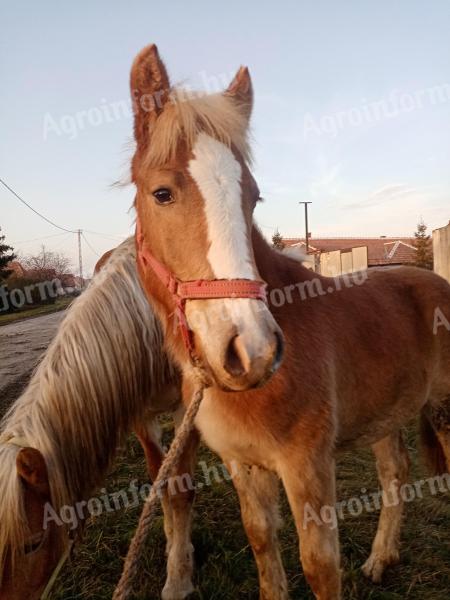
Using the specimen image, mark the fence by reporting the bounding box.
[433,221,450,283]
[319,246,368,277]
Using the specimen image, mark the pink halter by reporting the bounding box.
[136,219,267,362]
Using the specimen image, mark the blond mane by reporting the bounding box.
[0,238,171,577]
[142,89,252,169]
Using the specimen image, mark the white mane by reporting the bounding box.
[0,238,173,577]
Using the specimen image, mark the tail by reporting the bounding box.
[420,412,447,475]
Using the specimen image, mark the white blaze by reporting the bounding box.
[188,133,256,279]
[187,133,278,375]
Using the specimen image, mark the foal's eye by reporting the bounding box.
[152,188,173,205]
[24,533,45,555]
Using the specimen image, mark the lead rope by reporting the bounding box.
[112,375,209,600]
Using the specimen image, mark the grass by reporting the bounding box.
[0,297,73,326]
[52,423,450,600]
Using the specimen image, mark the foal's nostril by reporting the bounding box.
[224,335,247,377]
[273,330,284,371]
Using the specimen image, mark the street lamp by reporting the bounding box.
[299,202,312,253]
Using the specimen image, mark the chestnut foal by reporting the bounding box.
[130,44,450,599]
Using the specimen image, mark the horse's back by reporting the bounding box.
[367,265,450,352]
[326,266,450,446]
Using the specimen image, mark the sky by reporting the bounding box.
[1,1,449,275]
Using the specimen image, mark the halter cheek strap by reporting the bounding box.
[135,219,268,363]
[39,539,74,600]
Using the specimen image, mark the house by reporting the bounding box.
[284,236,418,269]
[61,273,77,289]
[5,260,25,278]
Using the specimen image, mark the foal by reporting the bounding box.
[0,238,197,600]
[130,44,450,599]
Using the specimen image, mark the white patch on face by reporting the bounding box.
[188,132,256,279]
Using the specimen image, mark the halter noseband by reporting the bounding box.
[136,220,267,364]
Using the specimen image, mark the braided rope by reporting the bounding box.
[112,381,207,600]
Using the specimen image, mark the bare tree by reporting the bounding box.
[22,245,73,279]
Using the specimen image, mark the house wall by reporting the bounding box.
[433,222,450,283]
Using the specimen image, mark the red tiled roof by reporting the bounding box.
[284,237,418,266]
[61,273,77,287]
[6,260,25,277]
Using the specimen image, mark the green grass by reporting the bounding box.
[53,424,450,600]
[0,297,73,326]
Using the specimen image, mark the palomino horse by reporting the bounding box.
[0,238,198,600]
[131,44,450,599]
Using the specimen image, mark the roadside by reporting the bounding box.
[0,311,65,414]
[0,297,72,327]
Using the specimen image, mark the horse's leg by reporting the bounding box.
[281,456,341,600]
[162,406,200,600]
[422,396,450,471]
[135,409,199,600]
[362,430,410,583]
[228,461,288,599]
[434,430,450,468]
[135,416,174,553]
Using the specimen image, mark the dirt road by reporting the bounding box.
[0,312,65,415]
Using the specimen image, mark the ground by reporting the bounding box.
[0,311,65,412]
[1,314,449,599]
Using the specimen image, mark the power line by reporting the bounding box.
[84,229,125,241]
[82,232,100,257]
[49,232,74,251]
[0,177,77,233]
[2,177,126,242]
[2,176,127,283]
[11,232,69,245]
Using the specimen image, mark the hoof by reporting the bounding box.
[161,581,195,600]
[361,552,398,583]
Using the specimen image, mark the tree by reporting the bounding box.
[22,245,72,280]
[0,227,16,282]
[412,219,433,270]
[272,229,285,250]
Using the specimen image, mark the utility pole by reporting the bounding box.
[299,202,312,253]
[77,229,83,289]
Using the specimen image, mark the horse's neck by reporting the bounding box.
[251,227,319,287]
[2,242,164,511]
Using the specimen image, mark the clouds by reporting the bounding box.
[326,183,449,237]
[343,184,422,210]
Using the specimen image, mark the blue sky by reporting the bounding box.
[1,1,449,274]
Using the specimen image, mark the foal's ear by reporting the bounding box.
[16,448,50,498]
[130,44,171,145]
[225,66,253,122]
